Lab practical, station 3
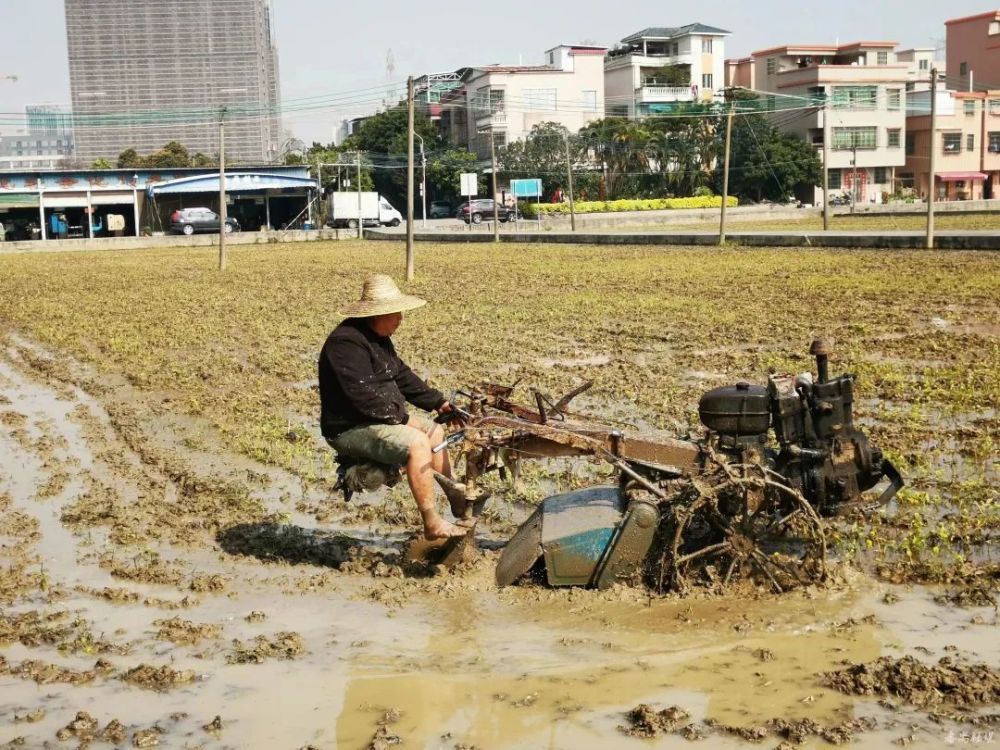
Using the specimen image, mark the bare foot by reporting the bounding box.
[423,518,468,540]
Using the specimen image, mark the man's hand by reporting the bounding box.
[435,401,470,425]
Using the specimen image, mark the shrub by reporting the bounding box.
[520,196,738,217]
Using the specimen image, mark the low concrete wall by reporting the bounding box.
[0,228,354,255]
[367,229,1000,250]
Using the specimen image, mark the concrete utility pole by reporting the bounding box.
[490,128,499,242]
[414,133,427,228]
[822,95,830,230]
[406,75,415,280]
[564,133,576,232]
[218,107,228,271]
[927,67,938,249]
[850,143,858,215]
[356,152,363,240]
[719,99,735,245]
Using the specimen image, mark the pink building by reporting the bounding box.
[945,11,1000,91]
[904,89,1000,200]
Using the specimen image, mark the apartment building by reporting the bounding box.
[65,0,281,164]
[438,45,606,158]
[0,105,75,170]
[903,90,1000,200]
[728,42,909,204]
[946,10,1000,91]
[895,48,944,92]
[604,24,729,117]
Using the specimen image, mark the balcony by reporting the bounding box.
[635,85,696,103]
[476,111,507,128]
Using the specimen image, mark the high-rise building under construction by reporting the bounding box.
[65,0,281,164]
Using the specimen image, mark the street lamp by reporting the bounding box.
[414,132,427,228]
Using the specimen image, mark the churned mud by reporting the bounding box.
[0,325,997,748]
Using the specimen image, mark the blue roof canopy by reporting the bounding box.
[147,172,317,196]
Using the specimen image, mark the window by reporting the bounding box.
[989,132,1000,152]
[960,62,968,76]
[829,169,842,189]
[766,57,777,75]
[523,88,557,111]
[489,88,505,112]
[672,42,679,56]
[492,131,507,148]
[581,90,597,112]
[906,133,916,155]
[990,20,1000,35]
[874,167,887,183]
[887,89,901,110]
[887,128,901,148]
[701,38,713,53]
[919,59,929,71]
[877,51,889,65]
[832,126,877,149]
[990,99,1000,114]
[965,100,977,116]
[943,133,962,153]
[702,73,713,90]
[906,82,915,92]
[967,133,975,151]
[831,86,878,109]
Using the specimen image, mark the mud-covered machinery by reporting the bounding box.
[446,340,902,593]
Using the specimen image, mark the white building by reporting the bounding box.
[604,23,730,117]
[439,45,607,157]
[728,42,910,204]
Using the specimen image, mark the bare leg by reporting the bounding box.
[409,423,465,518]
[404,429,465,540]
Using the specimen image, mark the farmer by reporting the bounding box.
[319,274,469,540]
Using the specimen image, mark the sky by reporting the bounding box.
[0,0,992,145]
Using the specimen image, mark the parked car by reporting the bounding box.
[170,208,240,235]
[428,200,452,219]
[456,199,516,224]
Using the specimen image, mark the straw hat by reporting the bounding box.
[339,274,427,318]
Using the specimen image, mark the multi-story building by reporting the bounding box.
[0,105,75,169]
[439,45,607,157]
[65,0,281,164]
[728,42,910,204]
[903,89,1000,200]
[604,24,730,117]
[895,48,944,92]
[946,10,1000,92]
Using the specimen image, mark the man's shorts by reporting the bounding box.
[325,413,437,467]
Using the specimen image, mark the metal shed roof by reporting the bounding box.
[147,172,317,196]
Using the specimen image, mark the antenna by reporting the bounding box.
[384,49,396,109]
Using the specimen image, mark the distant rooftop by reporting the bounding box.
[622,23,730,42]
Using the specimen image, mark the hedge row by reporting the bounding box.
[521,196,739,217]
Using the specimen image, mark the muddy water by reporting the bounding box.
[1,345,998,749]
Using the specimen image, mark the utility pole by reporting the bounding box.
[564,133,576,232]
[927,67,938,249]
[719,98,735,244]
[850,143,858,215]
[218,107,227,271]
[490,128,499,242]
[356,152,363,240]
[406,75,415,280]
[414,133,427,228]
[822,96,830,230]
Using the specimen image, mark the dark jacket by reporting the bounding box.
[318,318,444,438]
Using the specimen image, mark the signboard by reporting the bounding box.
[460,172,478,197]
[510,178,542,198]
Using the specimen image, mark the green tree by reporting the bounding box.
[426,149,479,205]
[497,122,574,200]
[145,141,191,168]
[719,114,821,202]
[90,157,112,169]
[116,148,142,168]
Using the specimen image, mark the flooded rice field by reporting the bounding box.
[0,242,997,748]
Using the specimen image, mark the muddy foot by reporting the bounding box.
[423,519,468,540]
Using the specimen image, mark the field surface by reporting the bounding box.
[0,241,997,748]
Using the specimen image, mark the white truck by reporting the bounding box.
[326,192,403,229]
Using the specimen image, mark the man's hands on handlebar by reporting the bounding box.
[435,401,472,426]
